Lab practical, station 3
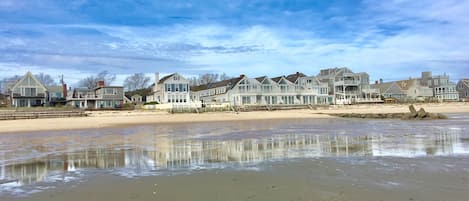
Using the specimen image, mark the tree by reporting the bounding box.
[189,73,232,86]
[77,70,116,89]
[123,73,151,91]
[0,75,21,94]
[35,73,56,86]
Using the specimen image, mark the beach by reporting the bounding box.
[1,102,468,133]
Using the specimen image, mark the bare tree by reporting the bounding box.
[35,73,56,86]
[78,70,117,89]
[198,73,219,85]
[189,73,232,86]
[123,73,151,91]
[0,75,21,93]
[219,73,231,81]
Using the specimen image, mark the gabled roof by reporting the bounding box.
[459,79,469,88]
[157,73,176,84]
[372,82,405,95]
[11,71,47,91]
[285,72,307,83]
[271,76,283,83]
[191,76,244,92]
[255,76,267,83]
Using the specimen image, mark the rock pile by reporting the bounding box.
[401,105,448,120]
[329,105,447,120]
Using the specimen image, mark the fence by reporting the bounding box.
[0,110,86,120]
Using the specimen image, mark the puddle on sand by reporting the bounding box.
[0,114,468,196]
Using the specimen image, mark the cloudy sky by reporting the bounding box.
[0,0,468,86]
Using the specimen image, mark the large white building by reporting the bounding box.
[146,73,191,104]
[191,72,333,106]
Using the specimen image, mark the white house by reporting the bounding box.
[9,72,48,107]
[191,72,333,106]
[146,73,191,105]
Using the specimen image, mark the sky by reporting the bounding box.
[0,0,468,86]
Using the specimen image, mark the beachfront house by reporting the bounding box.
[371,78,433,101]
[457,79,469,101]
[396,79,433,100]
[146,73,191,105]
[67,81,124,109]
[420,72,459,101]
[371,81,406,100]
[9,72,48,107]
[316,67,380,104]
[47,84,67,106]
[190,72,333,106]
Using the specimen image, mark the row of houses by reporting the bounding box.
[371,71,462,102]
[1,68,468,108]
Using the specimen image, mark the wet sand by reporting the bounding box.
[4,157,469,201]
[1,116,469,200]
[1,102,469,133]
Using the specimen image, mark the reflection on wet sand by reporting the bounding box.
[1,128,467,187]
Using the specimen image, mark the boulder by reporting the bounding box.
[409,105,417,114]
[417,108,427,118]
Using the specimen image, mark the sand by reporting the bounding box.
[5,157,469,201]
[1,102,468,133]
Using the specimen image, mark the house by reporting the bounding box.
[47,85,67,106]
[371,81,406,100]
[316,67,380,104]
[9,72,48,107]
[67,81,124,109]
[420,72,459,101]
[191,72,333,106]
[456,79,469,101]
[130,94,144,104]
[395,79,433,100]
[146,73,191,105]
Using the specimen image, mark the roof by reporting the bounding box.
[191,76,244,92]
[255,76,267,83]
[271,76,283,83]
[395,79,417,90]
[459,79,469,88]
[372,81,406,95]
[285,72,306,83]
[11,72,47,92]
[371,82,394,93]
[157,73,176,84]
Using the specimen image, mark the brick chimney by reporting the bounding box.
[240,74,245,78]
[97,80,105,87]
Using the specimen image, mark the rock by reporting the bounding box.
[409,105,417,114]
[417,108,427,118]
[437,113,448,119]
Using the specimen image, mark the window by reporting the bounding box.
[166,84,171,92]
[171,84,175,92]
[24,88,37,96]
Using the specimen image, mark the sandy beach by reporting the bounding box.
[1,102,468,133]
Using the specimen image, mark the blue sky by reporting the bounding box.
[0,0,468,86]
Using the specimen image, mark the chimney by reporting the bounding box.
[62,83,67,98]
[154,72,159,92]
[240,74,245,78]
[375,80,378,84]
[97,80,105,87]
[296,72,300,76]
[379,78,383,84]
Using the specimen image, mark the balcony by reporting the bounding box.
[335,80,360,86]
[68,94,103,100]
